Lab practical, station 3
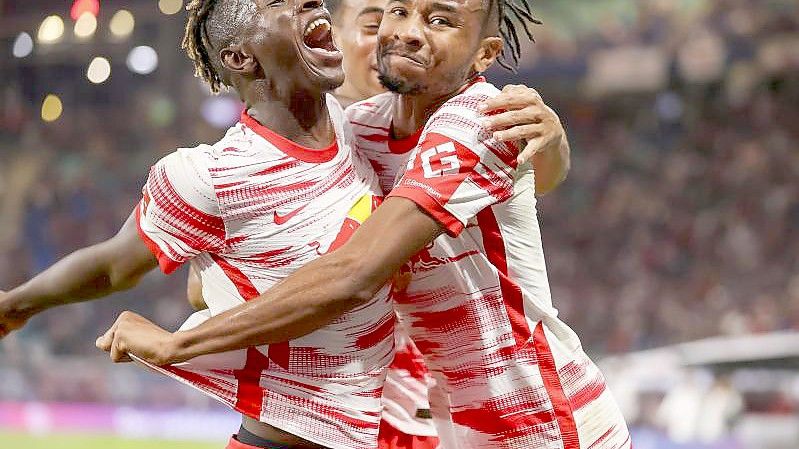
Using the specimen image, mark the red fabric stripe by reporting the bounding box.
[226,436,264,449]
[378,419,440,449]
[149,164,226,242]
[233,347,270,419]
[134,203,184,274]
[533,322,580,449]
[210,254,260,300]
[241,111,339,163]
[476,208,530,348]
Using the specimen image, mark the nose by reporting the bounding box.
[301,0,323,11]
[393,16,424,50]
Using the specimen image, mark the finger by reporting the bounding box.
[484,109,544,131]
[96,325,116,352]
[480,87,542,113]
[517,138,546,165]
[493,124,543,143]
[110,335,129,363]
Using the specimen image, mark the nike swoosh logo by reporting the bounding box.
[274,203,308,225]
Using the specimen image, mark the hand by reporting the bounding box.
[480,84,566,165]
[0,290,32,339]
[96,311,181,366]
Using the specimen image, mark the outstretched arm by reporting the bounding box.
[482,84,571,195]
[0,211,158,337]
[97,198,442,365]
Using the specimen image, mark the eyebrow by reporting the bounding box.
[430,2,458,12]
[358,6,384,16]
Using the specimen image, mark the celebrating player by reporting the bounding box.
[0,1,559,448]
[1,0,394,447]
[102,0,631,447]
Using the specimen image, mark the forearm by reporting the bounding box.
[173,251,373,361]
[533,134,570,195]
[9,245,135,316]
[169,198,442,363]
[5,213,156,318]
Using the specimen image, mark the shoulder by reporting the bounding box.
[424,81,500,144]
[346,92,395,123]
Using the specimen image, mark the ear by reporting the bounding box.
[472,36,503,73]
[220,44,259,76]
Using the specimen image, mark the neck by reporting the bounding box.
[241,80,334,149]
[391,78,477,140]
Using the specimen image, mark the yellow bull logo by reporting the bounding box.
[311,194,382,256]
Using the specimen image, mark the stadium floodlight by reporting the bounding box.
[41,94,63,122]
[87,57,111,84]
[159,0,184,15]
[74,12,97,39]
[109,10,135,38]
[37,15,65,44]
[126,46,159,75]
[12,32,34,58]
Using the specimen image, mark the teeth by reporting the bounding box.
[304,18,331,38]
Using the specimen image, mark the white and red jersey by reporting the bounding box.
[135,95,395,449]
[348,81,631,449]
[349,99,437,439]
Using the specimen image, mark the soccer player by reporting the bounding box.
[187,1,571,447]
[101,0,632,447]
[0,1,397,448]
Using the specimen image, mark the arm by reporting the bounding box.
[481,84,571,195]
[0,211,158,337]
[186,265,208,311]
[97,198,443,365]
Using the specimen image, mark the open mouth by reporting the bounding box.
[303,17,338,53]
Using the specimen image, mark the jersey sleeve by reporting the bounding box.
[136,148,226,274]
[388,94,518,237]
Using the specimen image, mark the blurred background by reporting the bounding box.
[0,0,797,448]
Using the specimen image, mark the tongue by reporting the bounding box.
[304,24,335,51]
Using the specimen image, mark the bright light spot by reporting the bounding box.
[126,46,159,75]
[87,57,111,84]
[70,0,100,20]
[158,0,184,15]
[41,95,63,122]
[12,32,34,58]
[74,12,97,38]
[109,10,135,38]
[201,96,242,128]
[37,15,65,44]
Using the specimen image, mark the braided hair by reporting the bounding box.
[182,0,257,93]
[493,0,542,71]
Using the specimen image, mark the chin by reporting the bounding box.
[378,72,424,95]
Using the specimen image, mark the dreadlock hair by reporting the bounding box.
[492,0,542,71]
[182,0,257,94]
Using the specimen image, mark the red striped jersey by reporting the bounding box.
[135,95,395,449]
[348,81,631,449]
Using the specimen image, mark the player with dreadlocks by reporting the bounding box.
[101,0,630,447]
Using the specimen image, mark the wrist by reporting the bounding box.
[167,330,195,364]
[6,286,44,319]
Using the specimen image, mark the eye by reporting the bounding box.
[268,0,285,7]
[389,7,408,17]
[430,17,451,26]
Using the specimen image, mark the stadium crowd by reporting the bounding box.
[0,0,796,414]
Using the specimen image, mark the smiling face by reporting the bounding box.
[376,0,502,96]
[331,0,386,101]
[227,0,345,94]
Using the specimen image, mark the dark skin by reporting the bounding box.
[0,0,345,447]
[95,0,534,367]
[0,0,552,445]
